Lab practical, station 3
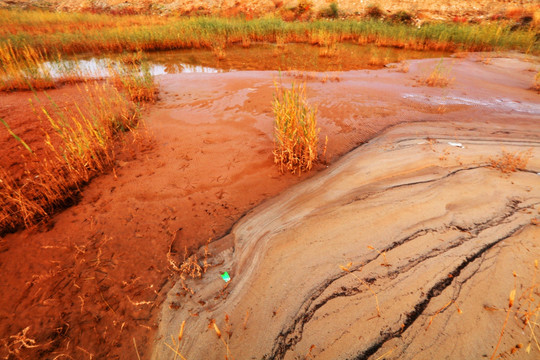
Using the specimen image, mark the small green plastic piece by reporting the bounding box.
[221,272,231,282]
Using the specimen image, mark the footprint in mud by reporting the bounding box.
[215,189,227,200]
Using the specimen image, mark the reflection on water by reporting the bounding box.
[43,42,450,79]
[150,64,222,75]
[41,58,222,79]
[41,59,110,79]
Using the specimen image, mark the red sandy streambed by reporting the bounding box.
[0,52,539,359]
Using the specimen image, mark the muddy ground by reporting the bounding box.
[0,52,539,359]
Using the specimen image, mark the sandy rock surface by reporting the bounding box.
[155,121,540,360]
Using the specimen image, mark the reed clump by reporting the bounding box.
[0,39,158,104]
[0,41,89,92]
[488,149,531,173]
[0,82,141,235]
[110,60,158,103]
[533,71,540,92]
[419,58,452,87]
[272,81,322,175]
[0,42,55,91]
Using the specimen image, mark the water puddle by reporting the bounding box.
[402,93,540,114]
[43,43,450,78]
[40,58,221,79]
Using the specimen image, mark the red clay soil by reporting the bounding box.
[0,53,539,359]
[0,79,323,359]
[0,87,85,179]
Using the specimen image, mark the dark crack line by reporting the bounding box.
[379,200,538,282]
[384,165,487,192]
[261,227,437,360]
[396,251,491,358]
[263,198,538,360]
[345,163,539,214]
[355,224,529,360]
[345,165,487,207]
[451,251,489,301]
[357,200,538,359]
[266,199,533,359]
[518,168,540,174]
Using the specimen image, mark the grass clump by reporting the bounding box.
[489,149,531,173]
[272,81,322,175]
[0,82,142,234]
[533,71,540,92]
[419,58,452,87]
[365,4,385,19]
[1,38,158,103]
[0,41,55,91]
[110,60,158,103]
[319,2,339,19]
[297,0,314,16]
[390,10,415,25]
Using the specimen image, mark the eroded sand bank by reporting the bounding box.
[154,123,540,360]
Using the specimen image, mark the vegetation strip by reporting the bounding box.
[0,65,157,235]
[1,10,538,60]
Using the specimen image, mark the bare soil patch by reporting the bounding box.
[1,0,538,21]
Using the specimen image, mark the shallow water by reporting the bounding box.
[402,93,540,115]
[43,42,450,78]
[143,42,450,72]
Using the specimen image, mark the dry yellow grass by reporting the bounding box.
[1,39,158,104]
[340,262,381,317]
[419,58,453,87]
[397,60,410,73]
[213,314,234,360]
[533,71,540,92]
[0,82,141,233]
[167,238,211,295]
[164,320,188,360]
[0,42,57,91]
[489,149,531,173]
[272,81,323,175]
[0,42,159,233]
[110,60,158,103]
[489,262,539,358]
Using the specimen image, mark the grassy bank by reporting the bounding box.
[0,62,157,234]
[0,8,538,233]
[1,10,538,59]
[1,10,537,92]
